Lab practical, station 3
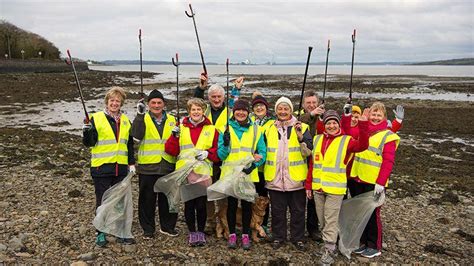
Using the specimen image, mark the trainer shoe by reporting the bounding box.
[320,247,335,265]
[242,234,251,250]
[361,247,381,258]
[272,240,283,250]
[188,232,198,247]
[160,228,179,237]
[227,233,237,249]
[353,245,367,255]
[293,241,306,251]
[196,232,206,246]
[95,232,108,247]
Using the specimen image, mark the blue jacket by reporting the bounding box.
[218,118,266,168]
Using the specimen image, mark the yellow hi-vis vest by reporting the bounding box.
[350,130,400,187]
[175,124,216,176]
[264,123,309,182]
[137,113,177,165]
[312,135,351,195]
[205,105,228,134]
[90,111,131,167]
[250,115,275,133]
[220,124,262,182]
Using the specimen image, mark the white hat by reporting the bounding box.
[275,97,294,113]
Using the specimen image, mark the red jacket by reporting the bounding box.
[164,116,220,163]
[340,114,402,140]
[305,120,369,190]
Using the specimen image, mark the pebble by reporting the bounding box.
[0,243,7,252]
[70,261,88,266]
[0,202,9,208]
[14,252,32,258]
[77,252,96,261]
[8,237,23,252]
[122,244,137,253]
[449,227,460,233]
[40,211,49,216]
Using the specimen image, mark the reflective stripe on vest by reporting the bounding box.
[90,112,130,167]
[350,130,400,187]
[205,105,228,134]
[311,135,351,195]
[175,124,216,176]
[220,124,261,182]
[264,123,308,182]
[137,113,176,164]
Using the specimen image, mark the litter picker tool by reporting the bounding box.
[65,49,89,123]
[226,58,230,130]
[185,4,207,76]
[172,53,180,122]
[139,29,144,98]
[322,39,330,104]
[349,29,356,103]
[297,46,313,120]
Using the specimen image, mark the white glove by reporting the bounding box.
[172,126,180,137]
[129,165,136,175]
[392,105,404,120]
[196,151,208,161]
[343,103,352,115]
[137,101,146,115]
[374,183,385,196]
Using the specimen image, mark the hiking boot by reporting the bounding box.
[160,228,179,237]
[227,233,237,249]
[353,245,367,255]
[361,247,381,258]
[309,231,323,243]
[272,240,283,250]
[95,232,108,247]
[242,234,251,250]
[188,232,198,247]
[293,241,306,251]
[320,247,335,265]
[196,232,206,246]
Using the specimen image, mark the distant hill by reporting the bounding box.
[101,60,218,65]
[410,58,474,66]
[0,20,60,60]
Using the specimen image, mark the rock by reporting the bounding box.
[382,242,388,250]
[8,237,23,252]
[122,244,137,253]
[0,217,8,222]
[78,225,87,235]
[77,252,96,261]
[357,257,370,263]
[0,202,9,208]
[0,243,7,252]
[68,189,83,198]
[39,210,49,216]
[14,252,32,258]
[445,250,461,257]
[71,261,88,266]
[449,227,460,233]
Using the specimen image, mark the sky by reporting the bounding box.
[1,0,473,63]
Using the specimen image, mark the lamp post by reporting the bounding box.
[21,50,25,60]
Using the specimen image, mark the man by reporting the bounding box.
[132,89,178,239]
[193,73,244,234]
[296,90,325,242]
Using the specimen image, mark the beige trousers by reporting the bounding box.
[315,192,344,247]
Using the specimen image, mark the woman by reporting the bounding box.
[82,86,135,247]
[305,109,369,264]
[264,97,312,251]
[217,99,267,250]
[165,98,220,247]
[349,102,400,259]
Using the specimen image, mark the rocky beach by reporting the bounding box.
[0,69,473,264]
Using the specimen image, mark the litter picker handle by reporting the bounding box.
[66,49,89,122]
[297,46,313,120]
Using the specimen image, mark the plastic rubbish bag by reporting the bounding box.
[338,191,385,259]
[154,152,212,213]
[93,171,134,239]
[207,156,257,203]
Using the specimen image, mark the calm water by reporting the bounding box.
[90,64,474,83]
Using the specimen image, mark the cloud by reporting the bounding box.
[2,0,472,62]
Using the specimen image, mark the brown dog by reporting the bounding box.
[250,196,270,242]
[216,196,270,242]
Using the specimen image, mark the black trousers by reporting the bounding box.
[93,175,126,209]
[350,181,383,250]
[185,195,207,232]
[255,171,270,226]
[306,197,319,235]
[269,189,306,243]
[227,196,252,235]
[138,174,177,234]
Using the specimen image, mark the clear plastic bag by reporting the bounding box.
[154,152,212,213]
[207,156,257,203]
[338,191,385,259]
[92,171,134,239]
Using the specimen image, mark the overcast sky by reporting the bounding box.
[1,0,473,63]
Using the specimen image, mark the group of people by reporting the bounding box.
[82,73,404,264]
